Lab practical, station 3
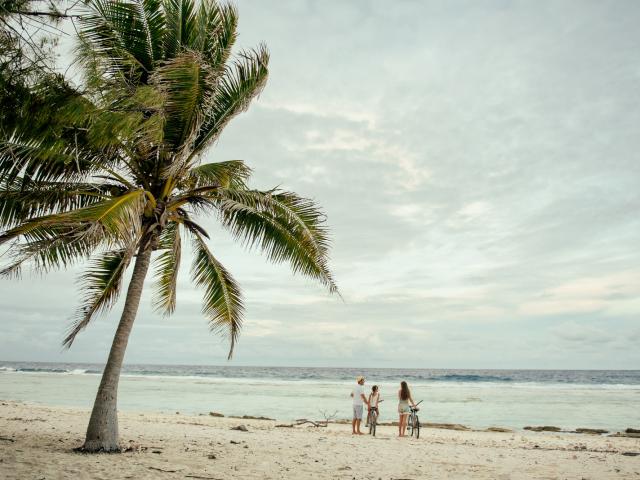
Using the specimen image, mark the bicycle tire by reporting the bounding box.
[415,416,420,439]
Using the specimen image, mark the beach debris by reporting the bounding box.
[230,425,248,432]
[621,452,639,456]
[574,428,608,435]
[209,412,224,417]
[524,426,562,432]
[148,466,180,473]
[230,440,242,444]
[207,453,217,459]
[123,441,147,453]
[338,466,352,471]
[0,436,15,442]
[152,450,162,454]
[276,419,330,428]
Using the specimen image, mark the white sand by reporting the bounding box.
[1,400,638,479]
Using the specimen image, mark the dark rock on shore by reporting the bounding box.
[575,428,608,435]
[626,428,640,434]
[209,412,224,417]
[486,427,513,433]
[229,415,275,421]
[424,423,470,431]
[524,426,561,432]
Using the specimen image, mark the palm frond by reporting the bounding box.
[186,159,251,189]
[151,50,209,152]
[189,228,243,359]
[78,0,165,83]
[62,189,148,243]
[215,188,337,293]
[0,190,147,247]
[0,177,110,229]
[190,44,269,158]
[0,224,105,277]
[63,248,133,347]
[163,0,197,58]
[152,221,181,315]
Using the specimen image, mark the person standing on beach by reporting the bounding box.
[350,376,369,435]
[366,385,382,427]
[398,381,418,437]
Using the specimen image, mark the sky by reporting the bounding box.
[1,0,639,369]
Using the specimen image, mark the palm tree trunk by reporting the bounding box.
[82,243,153,452]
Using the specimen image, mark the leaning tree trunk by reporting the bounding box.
[82,244,153,452]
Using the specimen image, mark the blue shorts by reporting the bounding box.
[353,405,363,420]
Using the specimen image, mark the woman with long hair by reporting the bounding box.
[398,381,417,437]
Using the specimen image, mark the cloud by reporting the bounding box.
[1,0,640,369]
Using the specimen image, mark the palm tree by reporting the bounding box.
[0,0,336,452]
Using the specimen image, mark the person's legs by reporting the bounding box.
[352,406,357,434]
[353,405,364,434]
[399,414,407,436]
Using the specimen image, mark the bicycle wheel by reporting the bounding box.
[415,416,420,439]
[371,412,377,436]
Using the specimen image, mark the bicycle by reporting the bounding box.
[407,400,423,439]
[367,399,383,436]
[368,406,378,436]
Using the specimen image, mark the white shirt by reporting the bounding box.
[369,392,382,407]
[352,384,365,406]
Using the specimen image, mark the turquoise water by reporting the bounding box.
[1,362,638,431]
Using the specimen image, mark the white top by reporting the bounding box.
[352,384,365,406]
[369,392,382,407]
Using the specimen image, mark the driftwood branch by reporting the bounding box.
[148,466,180,473]
[276,410,339,428]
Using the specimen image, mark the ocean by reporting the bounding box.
[1,362,638,431]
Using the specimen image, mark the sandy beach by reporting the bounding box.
[1,401,638,479]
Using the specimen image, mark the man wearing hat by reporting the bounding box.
[350,376,369,435]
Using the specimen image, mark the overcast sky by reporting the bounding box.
[2,0,639,369]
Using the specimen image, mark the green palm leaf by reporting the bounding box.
[63,248,134,347]
[186,159,251,189]
[0,177,109,229]
[0,224,105,277]
[151,50,210,152]
[190,44,269,158]
[152,221,181,314]
[190,229,243,359]
[215,188,337,293]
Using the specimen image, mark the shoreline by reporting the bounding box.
[1,401,639,479]
[4,397,638,438]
